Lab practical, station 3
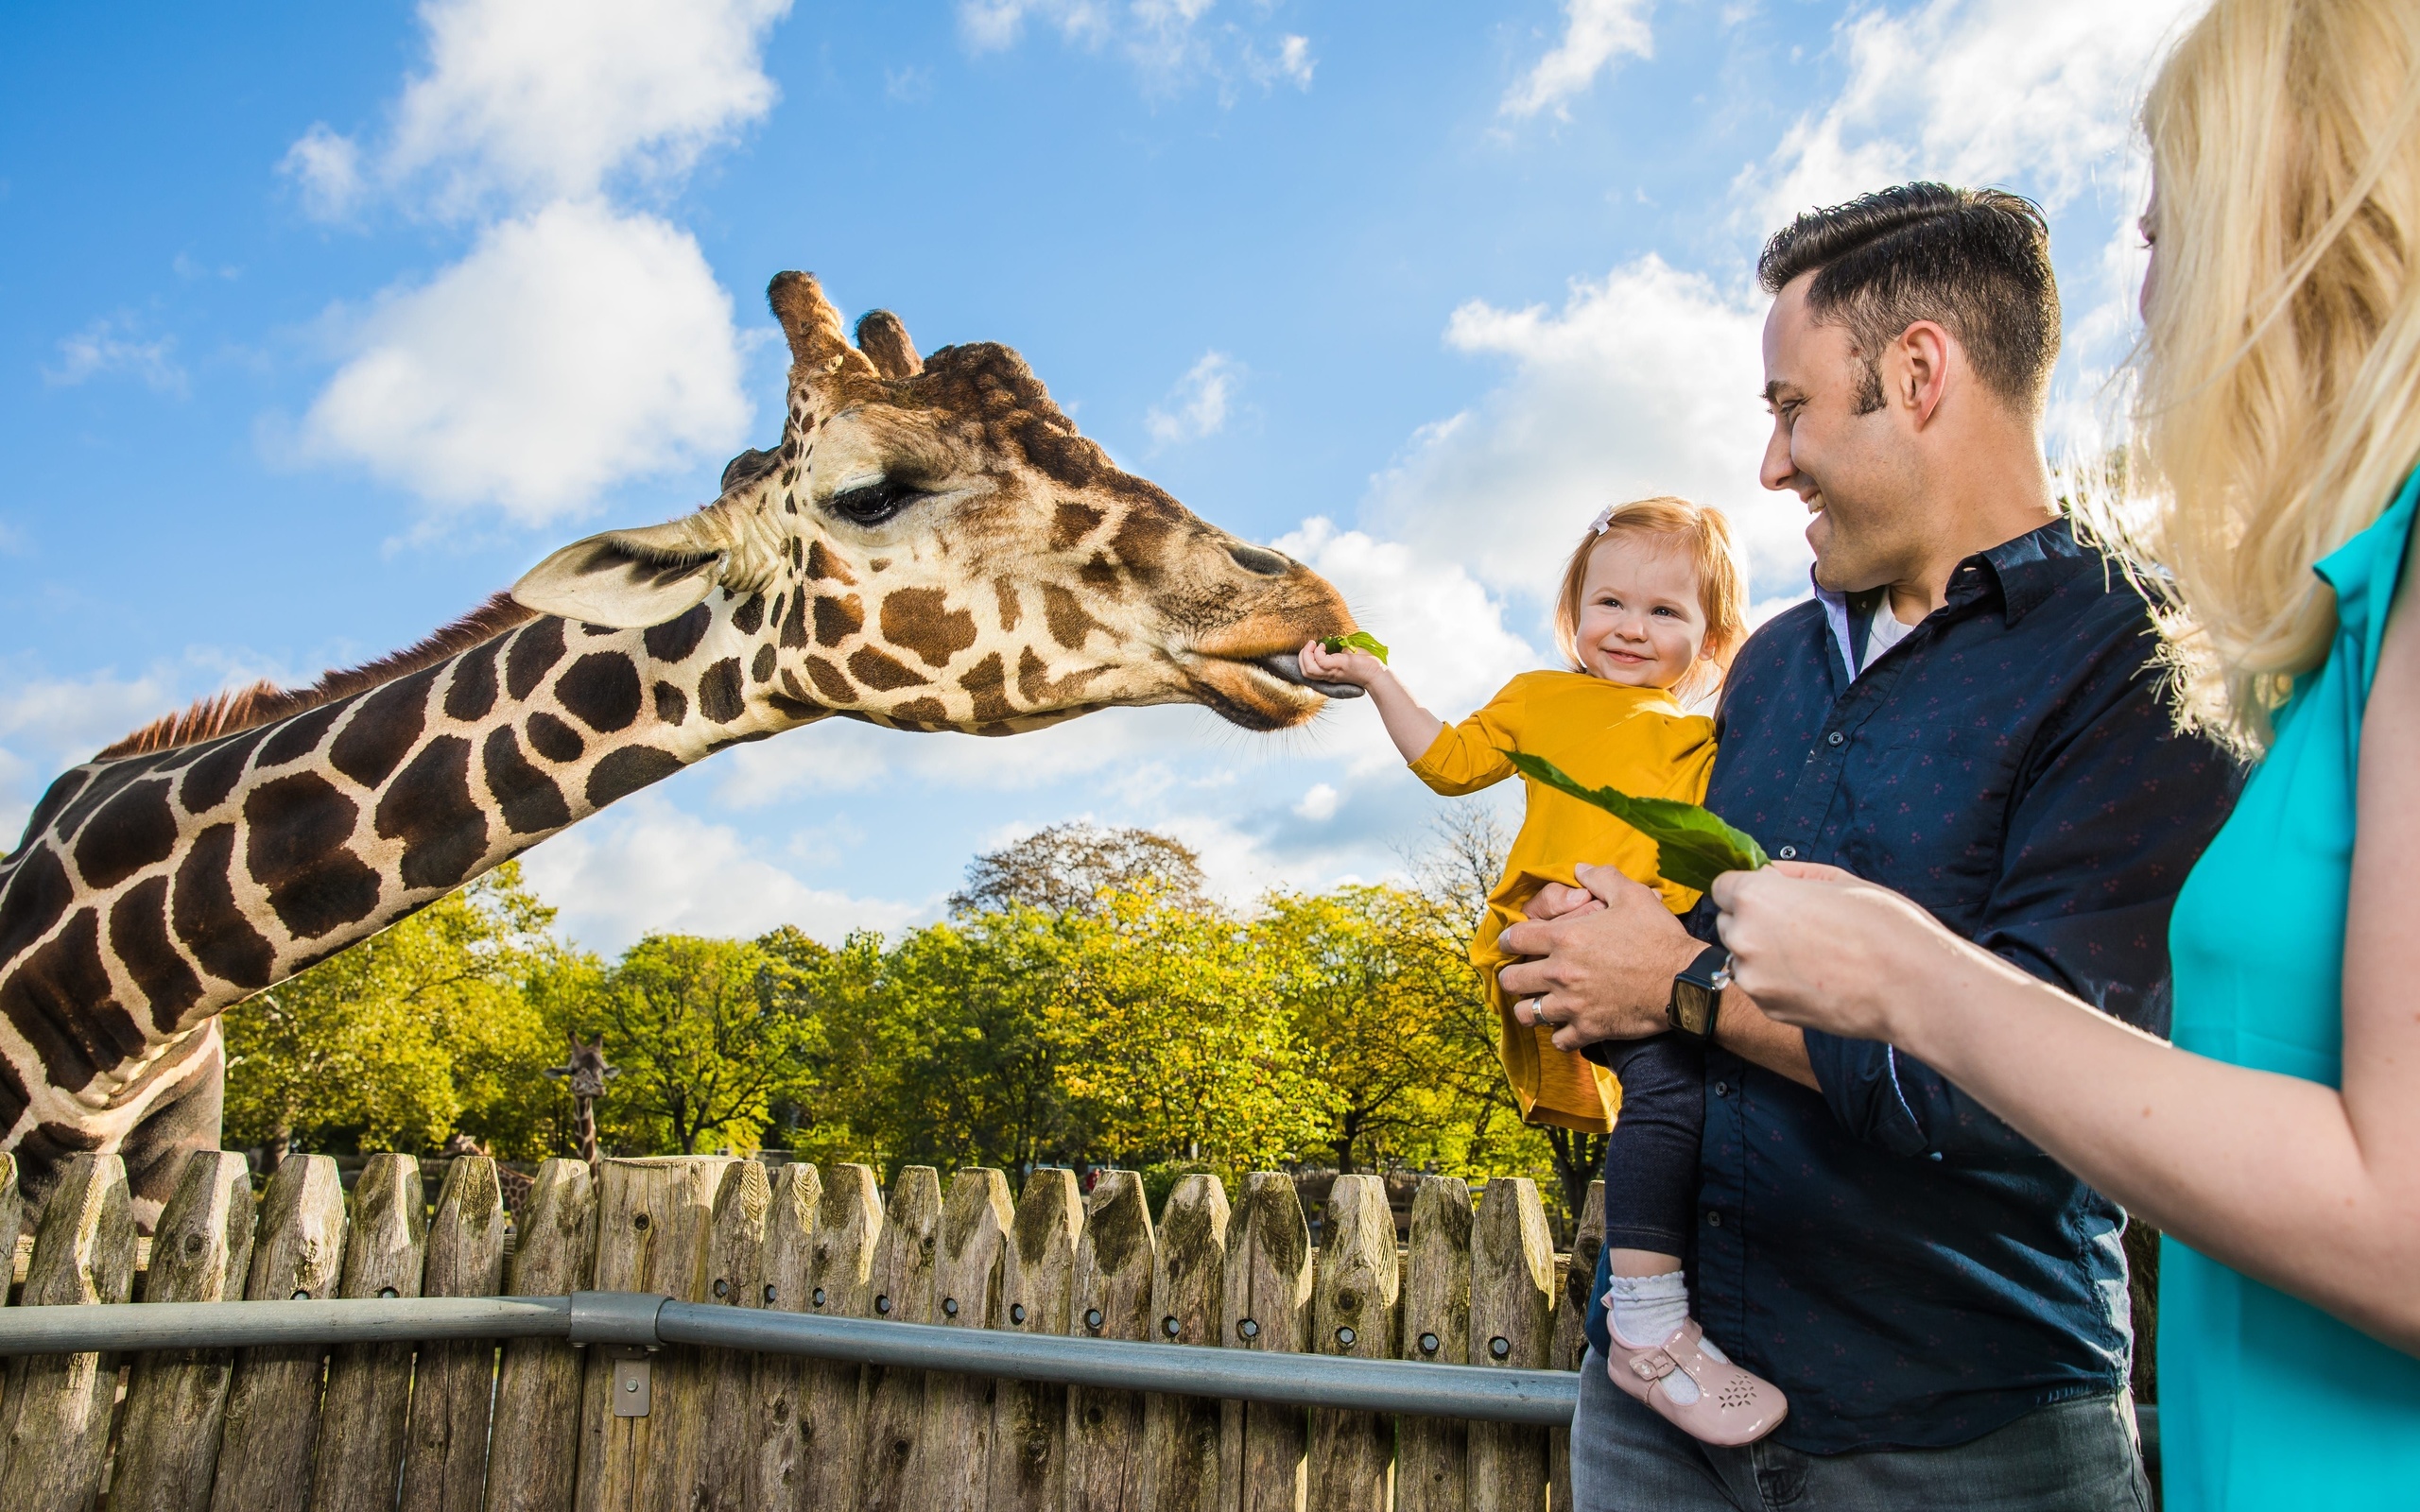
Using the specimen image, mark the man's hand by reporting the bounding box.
[1497,865,1702,1051]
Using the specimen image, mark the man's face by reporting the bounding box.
[1760,272,1923,593]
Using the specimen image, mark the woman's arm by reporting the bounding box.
[1709,568,2420,1350]
[1299,641,1443,762]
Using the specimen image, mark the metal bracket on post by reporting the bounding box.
[566,1291,668,1420]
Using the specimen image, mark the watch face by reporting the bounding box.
[1672,981,1715,1037]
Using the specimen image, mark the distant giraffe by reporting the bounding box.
[0,270,1361,1225]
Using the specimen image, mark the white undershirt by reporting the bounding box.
[1862,601,1919,670]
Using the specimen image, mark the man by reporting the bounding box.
[1499,184,2239,1509]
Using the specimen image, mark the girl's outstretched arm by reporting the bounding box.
[1299,641,1443,763]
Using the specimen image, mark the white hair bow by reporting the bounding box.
[1590,505,1617,536]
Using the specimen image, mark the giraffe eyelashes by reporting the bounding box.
[822,478,927,527]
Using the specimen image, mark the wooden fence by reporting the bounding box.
[0,1148,1606,1512]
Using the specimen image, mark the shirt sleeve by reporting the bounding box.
[1408,679,1527,796]
[1800,635,2240,1163]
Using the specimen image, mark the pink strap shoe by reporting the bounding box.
[1606,1319,1789,1447]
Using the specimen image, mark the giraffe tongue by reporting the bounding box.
[1253,653,1365,699]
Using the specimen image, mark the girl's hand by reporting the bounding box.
[1299,640,1387,688]
[1709,860,1958,1044]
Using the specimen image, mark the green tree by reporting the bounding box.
[222,862,563,1161]
[949,823,1212,917]
[581,934,821,1155]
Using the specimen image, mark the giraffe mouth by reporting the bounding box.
[1249,654,1365,700]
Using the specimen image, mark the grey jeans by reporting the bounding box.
[1570,1349,2152,1512]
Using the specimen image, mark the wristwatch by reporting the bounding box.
[1667,944,1732,1040]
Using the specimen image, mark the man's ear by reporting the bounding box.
[512,518,726,628]
[1894,319,1954,425]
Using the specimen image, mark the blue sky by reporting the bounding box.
[1,0,2196,951]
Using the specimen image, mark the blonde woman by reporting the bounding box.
[1703,0,2420,1504]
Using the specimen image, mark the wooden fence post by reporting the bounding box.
[1468,1178,1553,1512]
[749,1161,821,1512]
[210,1154,348,1512]
[311,1152,429,1512]
[573,1156,731,1512]
[0,1153,136,1512]
[857,1165,942,1512]
[1064,1170,1153,1512]
[915,1167,1011,1512]
[794,1164,881,1512]
[112,1150,255,1512]
[1140,1175,1229,1512]
[484,1158,596,1512]
[1547,1181,1603,1511]
[692,1160,770,1512]
[991,1169,1080,1512]
[1307,1175,1398,1512]
[399,1156,506,1512]
[1398,1176,1474,1512]
[1217,1172,1311,1512]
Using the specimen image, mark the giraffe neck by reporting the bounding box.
[0,590,821,1154]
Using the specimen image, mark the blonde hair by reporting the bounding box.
[1553,496,1751,703]
[2077,0,2420,751]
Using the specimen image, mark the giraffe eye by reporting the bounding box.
[823,478,925,526]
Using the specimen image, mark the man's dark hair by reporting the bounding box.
[1758,182,2060,415]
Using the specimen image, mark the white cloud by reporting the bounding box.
[1365,256,1806,607]
[281,123,366,221]
[517,794,926,952]
[0,668,185,843]
[1249,34,1315,90]
[1292,782,1340,822]
[958,0,1312,95]
[1145,352,1239,447]
[293,199,752,524]
[1502,0,1654,119]
[44,318,186,396]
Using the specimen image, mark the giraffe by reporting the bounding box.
[0,270,1363,1226]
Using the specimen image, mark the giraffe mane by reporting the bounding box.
[95,592,540,761]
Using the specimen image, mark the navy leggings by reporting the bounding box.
[1589,1034,1706,1255]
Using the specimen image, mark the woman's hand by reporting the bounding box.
[1299,640,1386,688]
[1709,860,1963,1044]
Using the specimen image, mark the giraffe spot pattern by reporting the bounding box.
[480,728,572,836]
[956,653,1016,724]
[780,591,809,648]
[179,730,266,816]
[769,691,821,721]
[376,737,489,891]
[0,849,75,988]
[0,908,148,1096]
[1019,646,1107,706]
[527,713,585,764]
[13,768,89,849]
[644,604,712,663]
[806,540,855,585]
[557,653,644,734]
[847,646,929,691]
[244,775,381,940]
[71,778,178,892]
[586,747,683,809]
[329,663,437,788]
[0,1040,30,1143]
[993,579,1022,633]
[732,593,767,635]
[1052,500,1106,550]
[257,702,346,768]
[505,618,568,700]
[654,681,689,726]
[444,637,505,721]
[804,656,855,703]
[1107,502,1177,576]
[813,594,863,647]
[879,588,979,669]
[752,644,776,684]
[1078,554,1120,593]
[108,878,203,1035]
[699,658,745,724]
[1042,584,1107,650]
[171,825,276,989]
[890,697,948,726]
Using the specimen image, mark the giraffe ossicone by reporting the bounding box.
[0,269,1362,1227]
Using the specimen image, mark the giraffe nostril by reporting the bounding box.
[1227,542,1291,577]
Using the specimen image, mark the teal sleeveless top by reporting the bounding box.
[2163,467,2420,1509]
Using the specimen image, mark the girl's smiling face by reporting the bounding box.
[1572,532,1711,691]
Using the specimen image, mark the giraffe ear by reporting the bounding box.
[855,310,922,379]
[511,520,725,628]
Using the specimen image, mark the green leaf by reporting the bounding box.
[1504,750,1768,893]
[1321,630,1390,663]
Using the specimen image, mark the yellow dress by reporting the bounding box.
[1409,670,1718,1133]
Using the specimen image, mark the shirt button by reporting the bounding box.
[1705,1211,1723,1228]
[1777,845,1797,859]
[1713,1080,1730,1097]
[1827,731,1844,746]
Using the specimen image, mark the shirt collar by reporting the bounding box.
[1811,516,2081,679]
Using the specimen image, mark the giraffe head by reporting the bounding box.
[513,272,1360,735]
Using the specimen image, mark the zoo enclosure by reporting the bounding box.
[0,1147,1613,1512]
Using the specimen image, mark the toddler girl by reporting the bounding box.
[1297,495,1787,1447]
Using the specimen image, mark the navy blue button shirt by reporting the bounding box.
[1581,518,2240,1453]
